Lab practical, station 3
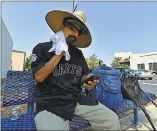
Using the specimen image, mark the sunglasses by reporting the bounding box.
[66,22,82,36]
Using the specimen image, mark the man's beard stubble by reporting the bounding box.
[65,35,77,46]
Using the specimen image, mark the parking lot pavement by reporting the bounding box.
[153,74,157,80]
[139,79,157,96]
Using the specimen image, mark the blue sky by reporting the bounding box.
[2,2,157,66]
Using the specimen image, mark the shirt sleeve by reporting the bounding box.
[81,52,90,75]
[31,43,47,78]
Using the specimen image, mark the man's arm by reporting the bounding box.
[80,51,91,82]
[34,51,64,82]
[81,73,93,83]
[31,43,65,83]
[80,51,99,89]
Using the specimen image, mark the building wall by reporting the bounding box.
[130,53,157,70]
[115,52,157,71]
[11,51,25,71]
[1,18,13,79]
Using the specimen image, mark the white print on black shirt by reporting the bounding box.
[31,54,38,62]
[53,63,82,77]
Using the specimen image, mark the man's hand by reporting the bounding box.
[81,74,99,89]
[83,79,99,89]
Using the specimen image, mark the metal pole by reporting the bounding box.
[73,1,74,11]
[73,0,78,12]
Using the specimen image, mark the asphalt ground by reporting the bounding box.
[139,79,157,96]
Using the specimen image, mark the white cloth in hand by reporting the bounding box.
[48,31,70,61]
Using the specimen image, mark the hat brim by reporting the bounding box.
[45,10,92,48]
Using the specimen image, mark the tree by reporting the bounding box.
[24,55,32,71]
[110,57,122,68]
[85,54,99,69]
[111,57,130,69]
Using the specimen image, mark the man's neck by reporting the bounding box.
[68,44,76,51]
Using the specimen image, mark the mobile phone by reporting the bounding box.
[80,75,100,86]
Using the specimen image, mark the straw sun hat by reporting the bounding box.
[45,10,92,48]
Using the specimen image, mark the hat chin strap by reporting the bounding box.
[66,35,77,45]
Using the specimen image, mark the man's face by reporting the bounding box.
[66,22,82,37]
[63,22,82,45]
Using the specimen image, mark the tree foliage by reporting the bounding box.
[111,57,130,69]
[24,55,32,71]
[110,57,122,68]
[85,54,99,69]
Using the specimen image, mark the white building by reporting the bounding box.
[1,17,13,79]
[114,52,157,71]
[11,50,26,71]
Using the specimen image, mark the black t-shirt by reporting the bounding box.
[31,41,90,120]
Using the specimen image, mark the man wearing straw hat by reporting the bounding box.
[31,10,120,130]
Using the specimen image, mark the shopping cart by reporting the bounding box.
[121,71,157,131]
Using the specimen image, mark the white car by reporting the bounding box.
[136,69,153,80]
